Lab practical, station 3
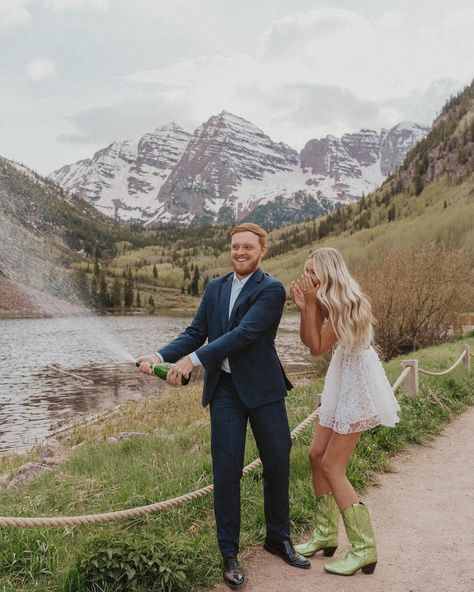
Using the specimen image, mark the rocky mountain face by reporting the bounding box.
[50,113,429,226]
[50,123,192,222]
[396,80,474,192]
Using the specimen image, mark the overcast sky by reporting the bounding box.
[1,0,473,175]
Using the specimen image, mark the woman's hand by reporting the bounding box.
[297,273,319,306]
[290,281,306,311]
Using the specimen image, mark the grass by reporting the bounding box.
[0,335,473,591]
[73,175,474,320]
[69,175,474,315]
[265,176,474,287]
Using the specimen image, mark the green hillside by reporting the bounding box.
[0,81,472,350]
[95,81,474,356]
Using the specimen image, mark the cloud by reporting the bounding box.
[258,7,474,100]
[44,0,110,11]
[25,57,57,80]
[57,74,460,156]
[383,78,464,124]
[57,6,473,152]
[57,95,198,145]
[0,0,32,28]
[260,8,374,62]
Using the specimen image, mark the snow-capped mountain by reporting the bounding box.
[50,123,192,222]
[50,113,429,226]
[299,122,430,203]
[153,111,300,225]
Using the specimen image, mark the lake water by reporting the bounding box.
[0,314,314,454]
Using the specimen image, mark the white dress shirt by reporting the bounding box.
[155,271,255,373]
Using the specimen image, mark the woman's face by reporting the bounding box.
[304,259,320,287]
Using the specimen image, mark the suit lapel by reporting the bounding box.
[227,268,264,329]
[220,273,234,333]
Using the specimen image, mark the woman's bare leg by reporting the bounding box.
[308,419,334,496]
[320,431,361,511]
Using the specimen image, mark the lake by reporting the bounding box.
[0,314,314,454]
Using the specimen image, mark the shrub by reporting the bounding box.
[356,244,474,358]
[65,533,192,592]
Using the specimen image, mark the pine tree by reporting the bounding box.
[90,275,98,305]
[388,205,396,222]
[190,265,200,296]
[414,174,424,196]
[110,278,122,310]
[123,268,134,309]
[183,262,191,281]
[98,272,109,311]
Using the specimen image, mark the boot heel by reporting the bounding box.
[323,547,337,557]
[361,562,377,574]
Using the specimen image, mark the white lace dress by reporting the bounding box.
[318,345,401,434]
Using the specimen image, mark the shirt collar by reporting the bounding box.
[232,270,255,286]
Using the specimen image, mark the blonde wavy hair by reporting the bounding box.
[309,247,373,351]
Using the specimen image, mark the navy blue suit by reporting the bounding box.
[159,268,293,556]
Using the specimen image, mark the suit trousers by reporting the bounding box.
[210,371,292,557]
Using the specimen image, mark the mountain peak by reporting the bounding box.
[392,121,429,131]
[49,114,430,227]
[213,110,260,130]
[154,121,185,133]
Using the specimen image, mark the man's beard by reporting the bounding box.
[232,257,259,276]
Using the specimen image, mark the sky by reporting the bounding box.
[0,0,473,175]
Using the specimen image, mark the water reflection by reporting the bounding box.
[0,314,314,454]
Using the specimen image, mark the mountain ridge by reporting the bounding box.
[49,112,429,227]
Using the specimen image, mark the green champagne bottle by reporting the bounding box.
[135,361,190,385]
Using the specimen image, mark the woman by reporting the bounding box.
[290,247,400,576]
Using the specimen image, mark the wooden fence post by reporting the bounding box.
[315,393,321,410]
[402,360,419,395]
[462,344,470,374]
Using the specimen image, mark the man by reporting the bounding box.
[138,223,310,588]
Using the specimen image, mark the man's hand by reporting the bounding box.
[167,355,193,386]
[136,354,160,375]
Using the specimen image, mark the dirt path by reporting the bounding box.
[213,406,474,592]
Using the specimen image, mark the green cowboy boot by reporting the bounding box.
[295,493,339,557]
[324,502,377,576]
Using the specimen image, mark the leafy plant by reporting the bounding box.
[65,533,192,592]
[0,530,58,581]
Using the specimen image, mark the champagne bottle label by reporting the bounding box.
[151,362,172,380]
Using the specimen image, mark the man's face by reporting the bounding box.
[231,231,267,278]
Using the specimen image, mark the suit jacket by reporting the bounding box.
[158,267,293,408]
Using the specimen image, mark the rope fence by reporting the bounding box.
[418,350,467,376]
[0,409,320,528]
[401,344,470,394]
[0,343,469,528]
[391,366,412,393]
[49,404,127,438]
